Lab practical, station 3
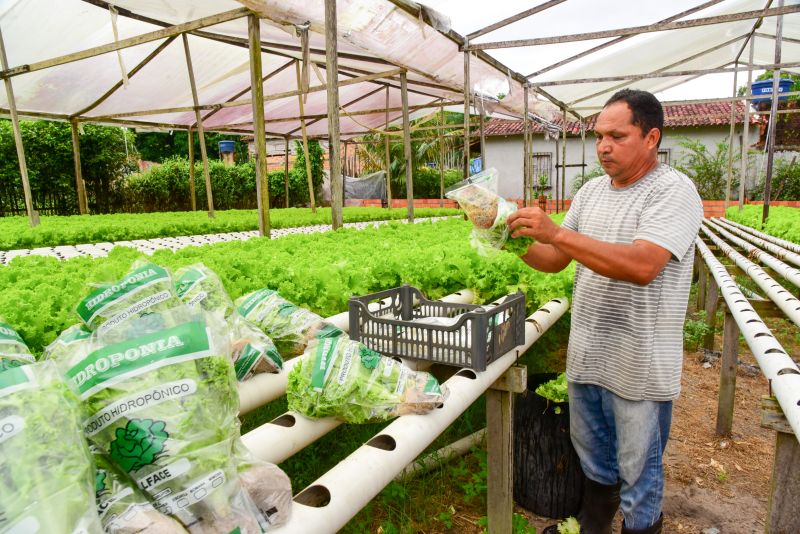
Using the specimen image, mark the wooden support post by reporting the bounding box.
[400,71,414,222]
[724,59,739,211]
[697,258,707,311]
[761,0,785,226]
[0,25,36,227]
[487,365,526,534]
[384,87,392,209]
[715,310,739,436]
[284,137,290,208]
[739,38,755,211]
[761,396,800,533]
[523,85,529,207]
[439,104,445,208]
[478,97,486,170]
[183,33,214,218]
[560,107,567,213]
[463,48,471,179]
[187,127,196,211]
[703,276,719,351]
[70,119,88,215]
[324,0,342,228]
[295,61,317,213]
[248,14,270,237]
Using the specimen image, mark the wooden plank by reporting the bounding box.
[486,388,513,534]
[183,34,214,218]
[466,0,565,40]
[400,72,413,222]
[0,8,250,79]
[325,0,343,229]
[703,276,719,351]
[491,365,527,394]
[697,259,707,311]
[761,396,793,435]
[70,120,88,215]
[249,14,270,237]
[296,61,317,213]
[465,5,800,50]
[439,104,445,207]
[716,311,739,436]
[0,26,36,227]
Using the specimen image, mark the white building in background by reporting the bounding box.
[482,101,762,200]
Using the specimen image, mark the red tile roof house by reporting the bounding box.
[480,101,763,201]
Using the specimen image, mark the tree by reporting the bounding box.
[675,137,738,200]
[737,70,800,98]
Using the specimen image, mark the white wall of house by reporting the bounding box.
[485,123,760,200]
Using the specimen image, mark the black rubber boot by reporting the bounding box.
[541,478,621,534]
[621,513,663,534]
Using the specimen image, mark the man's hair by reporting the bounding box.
[604,89,664,147]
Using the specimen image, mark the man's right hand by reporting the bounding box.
[507,207,562,245]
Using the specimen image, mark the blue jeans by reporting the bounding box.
[568,382,672,529]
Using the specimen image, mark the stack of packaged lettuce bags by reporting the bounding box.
[22,261,292,533]
[445,167,533,257]
[234,288,448,424]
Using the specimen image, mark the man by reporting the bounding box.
[507,89,703,534]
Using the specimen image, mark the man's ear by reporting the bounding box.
[645,127,661,149]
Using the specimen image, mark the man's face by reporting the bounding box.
[594,101,660,182]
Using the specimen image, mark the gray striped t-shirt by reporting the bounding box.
[562,163,703,401]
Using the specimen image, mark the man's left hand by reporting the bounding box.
[507,207,561,244]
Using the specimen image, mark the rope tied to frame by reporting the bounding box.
[108,3,129,88]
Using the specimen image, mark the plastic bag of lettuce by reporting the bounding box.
[0,316,35,372]
[236,288,343,357]
[445,167,533,257]
[75,261,184,341]
[0,361,104,533]
[287,335,447,424]
[60,306,291,533]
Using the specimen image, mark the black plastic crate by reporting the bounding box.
[348,285,525,371]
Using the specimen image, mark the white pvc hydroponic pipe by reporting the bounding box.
[237,289,476,414]
[720,217,800,256]
[268,297,570,534]
[696,239,800,444]
[713,217,800,270]
[705,219,800,289]
[700,224,800,328]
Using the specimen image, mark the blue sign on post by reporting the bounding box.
[469,156,483,175]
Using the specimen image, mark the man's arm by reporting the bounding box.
[508,207,671,285]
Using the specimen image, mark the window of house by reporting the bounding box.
[658,149,671,165]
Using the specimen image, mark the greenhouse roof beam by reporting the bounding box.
[465,0,566,41]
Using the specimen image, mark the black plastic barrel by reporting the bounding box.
[513,373,586,519]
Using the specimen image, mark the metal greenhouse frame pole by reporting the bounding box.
[561,107,567,213]
[295,61,317,213]
[325,0,343,229]
[249,14,270,238]
[439,104,446,207]
[70,119,88,215]
[400,71,414,222]
[0,26,36,226]
[762,0,785,225]
[182,33,214,218]
[724,61,739,210]
[523,85,530,207]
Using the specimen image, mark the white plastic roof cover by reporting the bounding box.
[421,0,800,117]
[0,0,557,139]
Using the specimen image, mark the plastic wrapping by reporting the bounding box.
[42,323,92,366]
[0,361,103,534]
[75,261,184,337]
[229,313,283,381]
[63,307,279,533]
[0,316,35,371]
[175,264,235,320]
[93,447,188,534]
[445,167,533,256]
[236,289,344,357]
[286,336,447,424]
